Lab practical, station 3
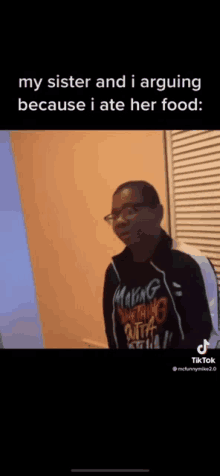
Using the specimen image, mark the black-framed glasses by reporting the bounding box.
[104,204,152,225]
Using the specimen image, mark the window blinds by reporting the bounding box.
[164,130,220,289]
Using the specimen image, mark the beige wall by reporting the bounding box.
[10,131,168,348]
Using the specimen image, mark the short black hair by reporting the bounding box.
[113,180,160,209]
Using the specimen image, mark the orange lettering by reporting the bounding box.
[124,322,136,341]
[134,322,143,340]
[155,297,167,324]
[137,304,146,322]
[117,306,130,324]
[145,316,157,338]
[130,308,137,324]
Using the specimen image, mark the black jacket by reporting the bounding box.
[103,228,219,349]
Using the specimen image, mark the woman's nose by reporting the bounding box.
[115,214,129,227]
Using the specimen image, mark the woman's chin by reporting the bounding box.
[121,236,132,245]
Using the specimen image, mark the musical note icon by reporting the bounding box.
[197,339,210,355]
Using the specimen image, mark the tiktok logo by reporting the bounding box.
[197,339,210,355]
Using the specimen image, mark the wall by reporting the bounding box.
[0,131,44,348]
[10,131,167,348]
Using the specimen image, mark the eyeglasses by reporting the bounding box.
[104,204,152,225]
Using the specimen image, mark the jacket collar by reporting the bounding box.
[112,228,173,275]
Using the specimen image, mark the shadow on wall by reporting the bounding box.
[0,132,44,348]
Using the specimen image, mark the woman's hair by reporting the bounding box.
[113,181,160,209]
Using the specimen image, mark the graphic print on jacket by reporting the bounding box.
[112,263,184,349]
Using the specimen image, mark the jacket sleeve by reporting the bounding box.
[103,264,120,349]
[176,257,214,349]
[206,258,220,339]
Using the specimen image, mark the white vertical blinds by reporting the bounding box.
[165,130,220,289]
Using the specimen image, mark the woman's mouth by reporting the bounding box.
[119,231,130,239]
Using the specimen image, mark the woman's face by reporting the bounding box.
[111,186,163,246]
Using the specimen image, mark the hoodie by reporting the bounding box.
[103,228,219,349]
